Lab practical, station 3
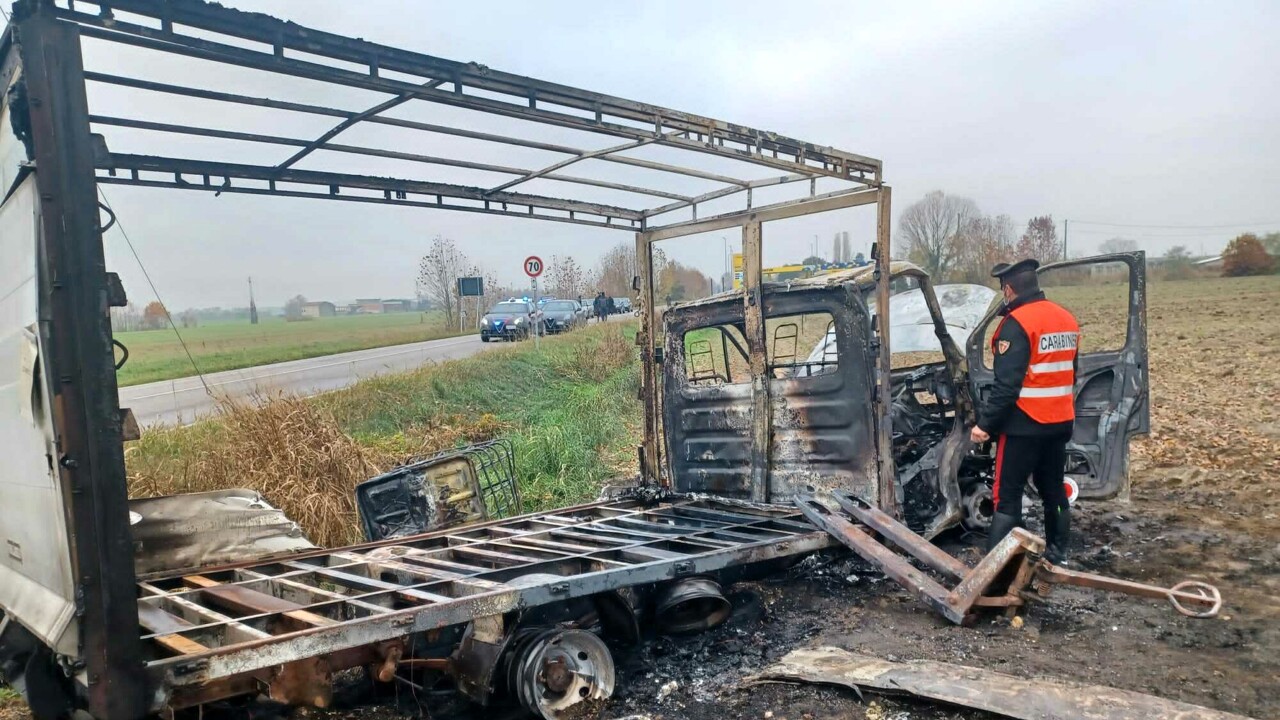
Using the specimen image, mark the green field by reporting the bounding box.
[115,312,468,386]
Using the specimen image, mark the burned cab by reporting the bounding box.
[660,254,1149,538]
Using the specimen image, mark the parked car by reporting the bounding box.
[615,297,633,314]
[541,299,581,334]
[480,300,540,341]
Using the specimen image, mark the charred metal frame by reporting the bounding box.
[798,490,1221,625]
[1,1,891,715]
[131,497,830,710]
[635,190,895,509]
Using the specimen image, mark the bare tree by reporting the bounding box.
[110,302,143,333]
[284,294,307,321]
[593,242,638,298]
[897,191,980,280]
[417,235,469,327]
[1015,215,1062,262]
[548,255,586,299]
[954,214,1017,284]
[1098,237,1139,255]
[1161,245,1195,281]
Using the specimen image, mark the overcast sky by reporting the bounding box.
[13,0,1277,308]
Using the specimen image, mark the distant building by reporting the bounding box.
[301,301,336,318]
[354,298,384,314]
[382,299,413,313]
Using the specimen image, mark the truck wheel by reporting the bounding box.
[481,335,490,343]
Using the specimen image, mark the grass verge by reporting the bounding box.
[126,322,642,546]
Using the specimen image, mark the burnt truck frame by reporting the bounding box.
[660,254,1150,538]
[0,2,1148,719]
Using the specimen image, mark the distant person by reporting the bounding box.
[593,292,608,323]
[605,296,617,316]
[970,259,1079,565]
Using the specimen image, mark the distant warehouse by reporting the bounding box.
[349,298,414,314]
[301,301,336,318]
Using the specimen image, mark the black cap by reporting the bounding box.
[991,258,1039,279]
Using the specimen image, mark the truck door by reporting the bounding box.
[966,253,1149,499]
[662,286,880,503]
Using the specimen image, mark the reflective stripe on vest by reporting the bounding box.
[1003,298,1081,424]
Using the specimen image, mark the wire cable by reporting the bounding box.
[98,186,213,397]
[1069,219,1280,230]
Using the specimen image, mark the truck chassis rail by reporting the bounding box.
[135,496,832,709]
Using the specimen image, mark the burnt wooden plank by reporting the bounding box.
[184,575,336,628]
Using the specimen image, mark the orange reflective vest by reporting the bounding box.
[993,299,1080,424]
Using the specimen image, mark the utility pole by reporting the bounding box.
[722,235,729,291]
[248,276,259,324]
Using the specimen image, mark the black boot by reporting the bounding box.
[1044,506,1071,566]
[986,512,1020,553]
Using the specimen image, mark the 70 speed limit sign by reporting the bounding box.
[524,255,544,278]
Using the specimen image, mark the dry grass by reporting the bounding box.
[0,688,27,720]
[128,394,381,547]
[126,324,638,545]
[127,393,510,547]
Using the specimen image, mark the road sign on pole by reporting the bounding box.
[531,277,540,350]
[524,255,544,278]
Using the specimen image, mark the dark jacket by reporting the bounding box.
[977,291,1077,437]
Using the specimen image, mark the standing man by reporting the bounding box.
[593,291,608,323]
[970,259,1080,565]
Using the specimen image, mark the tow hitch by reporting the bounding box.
[797,490,1222,624]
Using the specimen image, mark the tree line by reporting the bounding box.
[416,236,714,325]
[896,191,1060,284]
[898,191,1278,283]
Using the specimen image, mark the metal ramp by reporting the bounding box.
[796,490,1222,626]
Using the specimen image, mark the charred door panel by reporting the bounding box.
[966,253,1149,500]
[664,287,879,502]
[664,302,754,497]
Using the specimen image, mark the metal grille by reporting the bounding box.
[135,496,830,705]
[356,440,523,541]
[470,439,522,519]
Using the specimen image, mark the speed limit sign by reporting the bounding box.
[524,255,544,278]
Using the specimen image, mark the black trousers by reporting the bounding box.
[993,433,1070,520]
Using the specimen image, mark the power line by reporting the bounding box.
[1068,219,1280,230]
[98,187,213,397]
[1066,228,1250,239]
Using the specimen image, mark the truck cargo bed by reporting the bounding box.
[135,496,831,709]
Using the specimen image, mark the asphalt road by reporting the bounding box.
[120,333,494,427]
[120,315,632,427]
